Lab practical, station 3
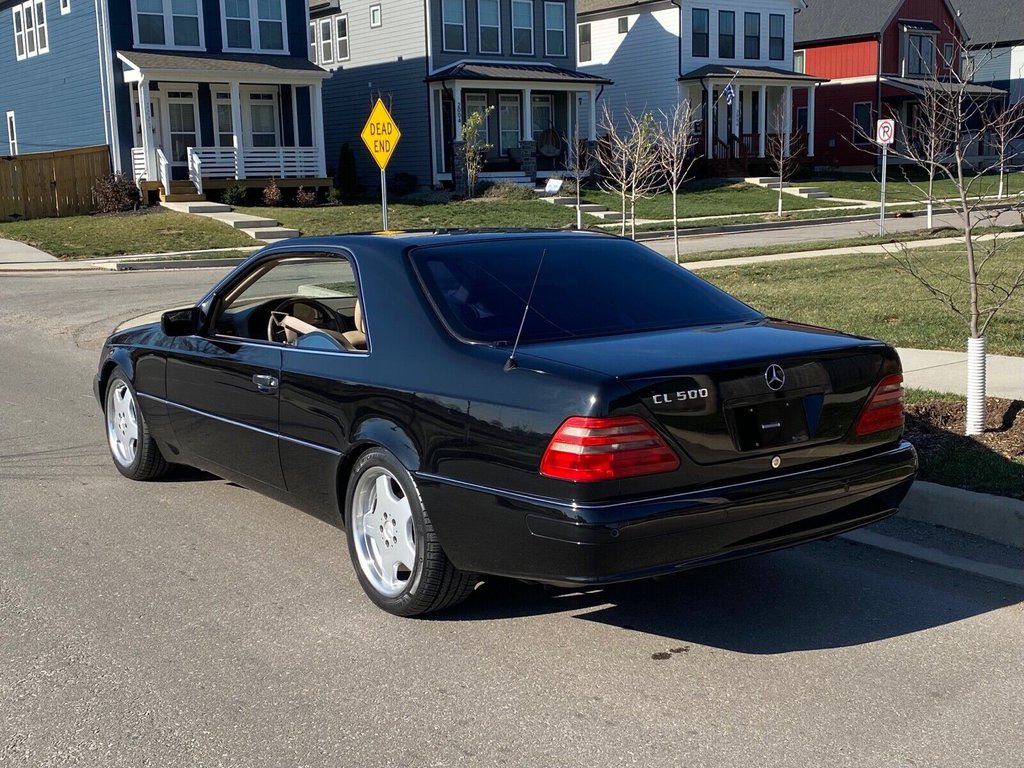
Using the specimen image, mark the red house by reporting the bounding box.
[793,0,973,169]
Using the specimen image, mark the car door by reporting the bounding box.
[165,336,285,488]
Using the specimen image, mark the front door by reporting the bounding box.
[161,88,199,179]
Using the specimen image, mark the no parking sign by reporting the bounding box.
[876,118,896,146]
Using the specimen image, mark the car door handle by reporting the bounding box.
[252,374,279,394]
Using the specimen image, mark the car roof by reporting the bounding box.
[267,228,621,253]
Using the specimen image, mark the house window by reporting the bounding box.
[793,49,805,73]
[6,111,17,155]
[531,94,552,138]
[60,0,70,15]
[498,93,521,152]
[249,92,279,147]
[224,0,286,52]
[213,92,234,147]
[370,4,381,28]
[617,17,627,34]
[906,32,935,76]
[718,10,734,59]
[744,12,759,59]
[853,102,872,145]
[318,18,333,62]
[336,15,349,60]
[465,93,489,142]
[478,0,500,54]
[13,1,48,59]
[308,20,315,60]
[544,2,565,57]
[512,0,533,55]
[942,42,953,68]
[442,0,466,52]
[769,14,784,61]
[578,22,591,62]
[796,106,807,133]
[134,0,202,48]
[691,8,708,58]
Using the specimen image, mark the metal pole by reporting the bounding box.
[380,168,388,231]
[879,146,887,236]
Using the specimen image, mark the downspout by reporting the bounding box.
[667,0,683,79]
[425,0,435,185]
[93,0,110,152]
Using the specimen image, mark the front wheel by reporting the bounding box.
[104,370,170,481]
[345,448,477,616]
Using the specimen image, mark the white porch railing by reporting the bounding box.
[188,149,204,196]
[131,147,147,186]
[156,149,171,196]
[185,146,322,181]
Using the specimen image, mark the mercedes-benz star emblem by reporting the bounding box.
[765,364,786,391]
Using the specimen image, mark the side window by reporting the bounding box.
[214,256,368,353]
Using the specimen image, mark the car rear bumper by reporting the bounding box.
[416,441,918,586]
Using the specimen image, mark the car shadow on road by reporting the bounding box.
[441,539,1023,654]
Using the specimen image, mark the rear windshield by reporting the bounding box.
[411,237,762,345]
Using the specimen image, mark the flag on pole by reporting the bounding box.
[724,83,735,106]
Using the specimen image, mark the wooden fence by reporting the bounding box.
[0,145,111,221]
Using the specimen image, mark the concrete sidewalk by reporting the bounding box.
[898,348,1024,399]
[0,237,57,264]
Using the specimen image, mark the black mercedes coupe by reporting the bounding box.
[96,231,917,616]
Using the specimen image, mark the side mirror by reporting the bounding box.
[161,306,200,337]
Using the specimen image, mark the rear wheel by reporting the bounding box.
[104,370,170,481]
[345,448,477,616]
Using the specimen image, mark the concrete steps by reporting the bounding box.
[744,176,833,200]
[480,171,533,187]
[160,201,298,242]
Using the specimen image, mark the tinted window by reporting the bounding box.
[411,238,762,345]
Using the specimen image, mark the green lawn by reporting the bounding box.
[699,241,1024,356]
[0,209,255,259]
[582,181,845,221]
[239,198,579,235]
[813,171,1024,203]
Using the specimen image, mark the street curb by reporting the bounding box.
[840,529,1024,588]
[899,481,1024,549]
[115,258,246,271]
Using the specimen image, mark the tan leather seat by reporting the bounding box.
[341,299,367,351]
[281,299,367,352]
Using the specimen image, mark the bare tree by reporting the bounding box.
[624,110,664,239]
[991,101,1024,200]
[657,99,700,263]
[870,41,1024,434]
[765,102,804,217]
[462,106,493,198]
[562,96,590,229]
[599,103,632,236]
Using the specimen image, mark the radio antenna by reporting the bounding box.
[504,249,546,371]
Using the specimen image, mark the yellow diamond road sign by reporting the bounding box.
[361,99,401,171]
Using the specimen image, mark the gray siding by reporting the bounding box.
[317,0,431,188]
[0,0,107,155]
[431,0,577,69]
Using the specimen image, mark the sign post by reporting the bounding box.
[876,118,896,236]
[360,99,402,231]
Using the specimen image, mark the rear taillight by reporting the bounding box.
[540,416,680,482]
[855,374,905,436]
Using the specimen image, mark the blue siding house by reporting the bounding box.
[1,0,329,200]
[310,0,609,191]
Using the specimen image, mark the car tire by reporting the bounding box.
[345,448,478,617]
[104,370,171,481]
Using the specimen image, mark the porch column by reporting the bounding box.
[453,85,463,140]
[311,81,327,176]
[588,88,596,140]
[807,85,816,158]
[291,86,300,147]
[230,81,245,179]
[783,85,793,156]
[523,87,532,146]
[704,79,713,158]
[138,78,154,181]
[758,84,767,157]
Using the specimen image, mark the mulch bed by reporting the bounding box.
[904,397,1024,498]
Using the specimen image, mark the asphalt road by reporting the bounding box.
[2,269,1022,768]
[643,207,1024,256]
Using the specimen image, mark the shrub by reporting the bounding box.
[221,183,249,207]
[262,178,282,206]
[92,172,140,213]
[327,187,345,204]
[295,186,317,207]
[402,189,452,205]
[392,172,418,196]
[480,181,536,201]
[336,143,359,198]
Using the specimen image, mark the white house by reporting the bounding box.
[576,0,823,171]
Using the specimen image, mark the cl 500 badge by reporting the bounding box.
[651,388,710,405]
